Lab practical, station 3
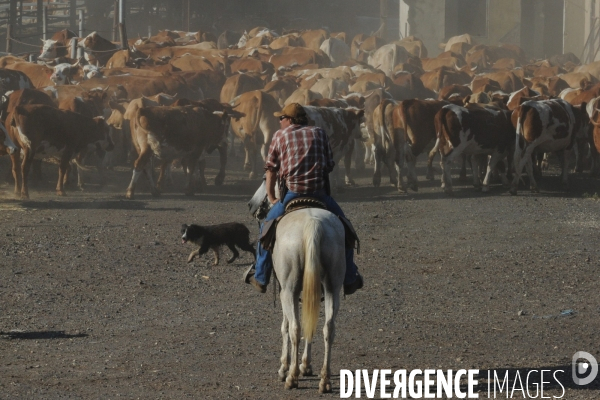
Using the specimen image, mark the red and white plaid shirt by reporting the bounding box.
[265,124,335,194]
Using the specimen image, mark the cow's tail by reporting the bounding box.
[435,106,453,153]
[301,216,322,344]
[398,100,415,162]
[378,98,394,148]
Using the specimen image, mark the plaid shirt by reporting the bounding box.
[265,124,335,194]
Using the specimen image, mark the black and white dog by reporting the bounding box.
[181,223,256,265]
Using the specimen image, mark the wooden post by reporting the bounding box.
[119,23,128,52]
[112,0,119,42]
[70,37,77,59]
[379,0,388,40]
[36,0,43,36]
[69,0,77,31]
[6,24,12,54]
[77,9,84,58]
[18,0,22,30]
[42,5,47,40]
[148,25,152,38]
[7,0,16,53]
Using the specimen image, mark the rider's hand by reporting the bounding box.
[269,197,278,205]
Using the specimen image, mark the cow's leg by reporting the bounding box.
[155,160,169,193]
[440,152,454,195]
[20,151,32,199]
[56,155,71,196]
[558,149,571,191]
[394,147,407,192]
[300,339,313,376]
[354,138,366,171]
[510,141,527,195]
[482,152,504,192]
[126,149,153,199]
[525,154,539,192]
[426,140,439,181]
[343,140,355,186]
[470,155,482,191]
[10,149,21,196]
[214,143,227,186]
[73,152,86,190]
[364,142,373,166]
[405,144,419,191]
[459,154,469,181]
[372,144,382,187]
[278,314,290,381]
[184,156,198,196]
[197,156,207,192]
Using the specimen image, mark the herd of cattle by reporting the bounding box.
[0,28,599,199]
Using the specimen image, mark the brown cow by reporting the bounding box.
[420,66,472,92]
[126,106,229,198]
[39,29,78,60]
[6,62,54,88]
[262,78,297,106]
[435,103,515,194]
[510,99,588,194]
[220,74,263,103]
[9,105,112,198]
[78,32,121,66]
[229,90,281,178]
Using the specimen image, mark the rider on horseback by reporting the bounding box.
[244,103,364,295]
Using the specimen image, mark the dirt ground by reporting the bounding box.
[0,152,599,400]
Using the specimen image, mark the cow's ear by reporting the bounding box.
[355,109,365,118]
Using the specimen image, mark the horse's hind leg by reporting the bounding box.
[281,291,300,389]
[300,341,313,376]
[319,289,340,393]
[225,243,239,264]
[278,315,289,381]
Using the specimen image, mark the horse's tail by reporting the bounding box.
[302,216,322,343]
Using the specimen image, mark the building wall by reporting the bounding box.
[564,0,586,59]
[399,0,446,57]
[487,0,521,46]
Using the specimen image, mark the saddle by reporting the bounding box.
[259,197,360,254]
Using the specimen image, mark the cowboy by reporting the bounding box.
[244,103,364,295]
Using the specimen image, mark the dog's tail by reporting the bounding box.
[301,216,322,343]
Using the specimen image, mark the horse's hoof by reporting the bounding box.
[372,177,381,187]
[481,185,490,193]
[56,190,66,196]
[284,378,298,389]
[319,380,332,393]
[509,187,518,196]
[409,183,418,192]
[214,174,225,186]
[125,190,134,200]
[300,365,313,376]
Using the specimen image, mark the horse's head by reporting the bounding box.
[248,175,270,221]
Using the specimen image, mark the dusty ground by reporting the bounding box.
[0,152,599,399]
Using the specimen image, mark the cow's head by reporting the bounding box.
[82,64,102,80]
[50,62,80,85]
[39,39,58,60]
[78,32,97,50]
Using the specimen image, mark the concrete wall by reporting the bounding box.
[565,0,586,59]
[487,0,521,46]
[399,0,446,57]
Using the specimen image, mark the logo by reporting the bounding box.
[572,351,598,386]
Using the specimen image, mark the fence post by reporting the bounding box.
[70,37,77,59]
[69,0,76,31]
[6,24,12,54]
[119,23,128,52]
[36,0,43,36]
[77,9,84,58]
[42,5,47,40]
[148,25,151,39]
[112,0,118,42]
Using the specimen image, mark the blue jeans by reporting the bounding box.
[254,190,358,286]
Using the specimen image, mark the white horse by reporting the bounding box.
[248,181,346,392]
